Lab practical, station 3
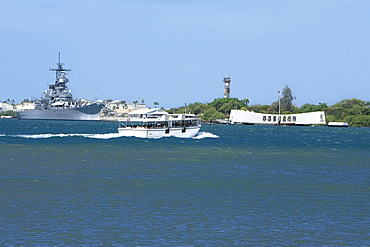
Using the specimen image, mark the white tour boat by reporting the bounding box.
[118,109,201,138]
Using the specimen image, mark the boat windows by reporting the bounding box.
[120,116,200,129]
[170,119,199,128]
[121,121,169,129]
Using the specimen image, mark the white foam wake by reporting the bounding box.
[10,132,218,140]
[15,133,79,139]
[86,133,124,139]
[13,133,124,139]
[193,132,219,139]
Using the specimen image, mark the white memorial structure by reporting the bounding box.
[229,110,326,126]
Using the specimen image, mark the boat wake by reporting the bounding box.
[9,132,219,140]
[193,132,219,139]
[11,133,124,139]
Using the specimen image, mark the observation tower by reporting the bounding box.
[223,76,231,98]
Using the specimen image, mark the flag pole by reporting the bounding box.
[277,91,281,115]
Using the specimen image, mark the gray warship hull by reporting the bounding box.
[17,103,102,121]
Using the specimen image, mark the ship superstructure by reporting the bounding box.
[17,54,103,120]
[36,54,73,110]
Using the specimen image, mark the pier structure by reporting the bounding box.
[223,76,231,98]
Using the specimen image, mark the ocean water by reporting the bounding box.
[0,119,369,246]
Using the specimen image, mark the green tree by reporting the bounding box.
[280,85,296,112]
[132,100,139,109]
[201,106,225,121]
[295,103,328,113]
[333,98,366,109]
[0,110,17,117]
[209,98,247,115]
[242,98,249,107]
[120,100,127,109]
[186,102,208,115]
[267,102,279,113]
[344,115,370,127]
[248,104,270,113]
[324,98,370,126]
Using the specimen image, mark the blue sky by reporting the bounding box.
[1,0,369,108]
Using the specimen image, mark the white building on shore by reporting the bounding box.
[229,110,326,126]
[15,102,35,111]
[104,101,148,115]
[0,103,15,112]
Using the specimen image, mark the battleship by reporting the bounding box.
[17,54,103,120]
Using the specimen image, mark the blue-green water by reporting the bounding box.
[0,119,369,246]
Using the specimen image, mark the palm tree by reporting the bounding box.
[242,98,249,106]
[120,100,127,109]
[153,101,159,108]
[133,100,139,109]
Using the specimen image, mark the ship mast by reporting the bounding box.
[50,52,71,82]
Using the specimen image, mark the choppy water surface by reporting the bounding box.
[0,119,369,246]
